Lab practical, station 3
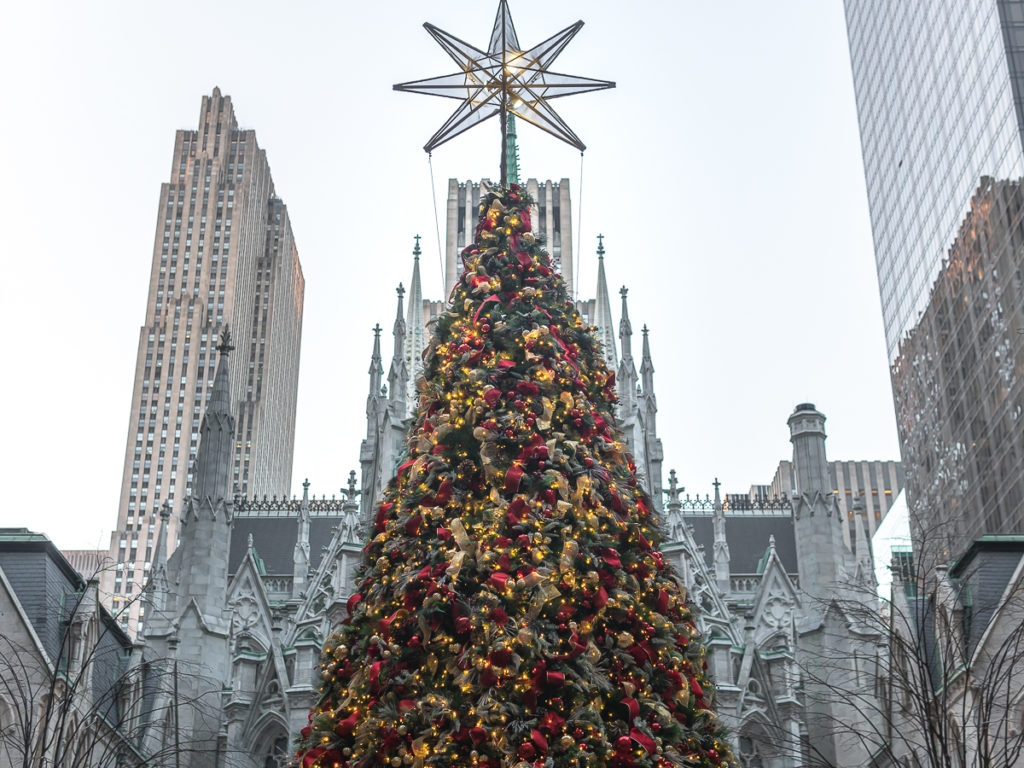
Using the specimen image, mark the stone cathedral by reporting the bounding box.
[133,179,882,768]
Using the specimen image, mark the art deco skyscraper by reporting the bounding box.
[844,2,1024,550]
[104,89,303,632]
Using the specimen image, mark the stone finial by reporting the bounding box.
[618,286,633,359]
[367,324,385,399]
[217,326,235,354]
[666,469,681,500]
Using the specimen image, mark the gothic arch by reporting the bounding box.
[737,714,786,768]
[250,711,290,768]
[234,628,269,656]
[759,631,790,654]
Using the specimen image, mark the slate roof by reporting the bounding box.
[229,515,345,575]
[0,529,136,720]
[684,514,798,575]
[901,537,1024,688]
[950,536,1024,658]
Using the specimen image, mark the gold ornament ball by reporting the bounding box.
[391,757,402,767]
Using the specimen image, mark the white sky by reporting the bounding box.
[0,1,900,550]
[872,490,911,599]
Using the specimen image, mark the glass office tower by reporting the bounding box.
[845,1,1024,551]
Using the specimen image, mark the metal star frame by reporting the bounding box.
[394,0,615,184]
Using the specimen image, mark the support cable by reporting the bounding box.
[428,153,446,295]
[574,151,585,301]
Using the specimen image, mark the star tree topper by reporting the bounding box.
[394,0,614,184]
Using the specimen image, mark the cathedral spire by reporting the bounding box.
[788,403,845,602]
[175,329,236,619]
[616,287,637,412]
[361,325,389,521]
[664,469,683,540]
[368,323,384,400]
[619,285,633,361]
[292,479,311,599]
[712,478,731,591]
[388,283,409,415]
[592,235,618,369]
[155,501,171,570]
[143,500,173,623]
[191,329,235,504]
[405,237,426,411]
[640,324,655,397]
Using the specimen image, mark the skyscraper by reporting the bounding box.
[845,2,1024,548]
[104,89,304,633]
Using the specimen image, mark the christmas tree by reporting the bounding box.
[293,185,735,768]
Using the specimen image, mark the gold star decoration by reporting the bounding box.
[394,0,614,181]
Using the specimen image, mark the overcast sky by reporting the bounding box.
[0,1,899,550]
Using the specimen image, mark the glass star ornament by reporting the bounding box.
[394,0,614,165]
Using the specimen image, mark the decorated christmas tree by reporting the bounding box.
[293,4,735,767]
[293,184,734,767]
